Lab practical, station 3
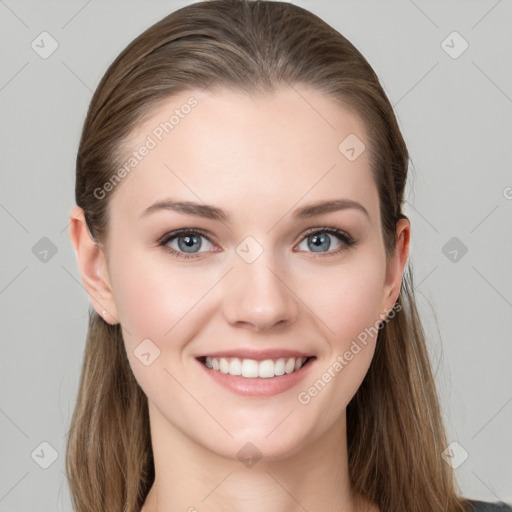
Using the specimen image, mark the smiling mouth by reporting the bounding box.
[197,356,316,379]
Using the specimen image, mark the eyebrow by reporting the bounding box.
[139,198,369,222]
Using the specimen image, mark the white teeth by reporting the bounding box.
[229,358,242,375]
[204,356,309,378]
[242,359,259,378]
[274,358,285,376]
[219,358,229,374]
[258,359,275,379]
[285,358,295,374]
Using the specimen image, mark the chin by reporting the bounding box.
[203,416,323,465]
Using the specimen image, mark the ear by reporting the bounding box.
[68,205,119,324]
[382,217,410,309]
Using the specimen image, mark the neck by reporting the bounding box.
[141,402,375,512]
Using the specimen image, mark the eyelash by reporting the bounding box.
[157,226,357,260]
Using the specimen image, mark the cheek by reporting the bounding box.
[296,253,386,348]
[108,249,211,397]
[293,256,385,422]
[109,245,199,337]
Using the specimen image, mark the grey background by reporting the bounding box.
[0,0,511,510]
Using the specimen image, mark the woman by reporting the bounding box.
[66,1,511,511]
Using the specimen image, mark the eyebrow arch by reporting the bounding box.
[139,198,369,222]
[140,200,228,222]
[292,199,369,220]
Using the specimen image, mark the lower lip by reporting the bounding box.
[196,357,316,397]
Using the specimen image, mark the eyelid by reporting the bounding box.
[292,226,356,258]
[157,228,219,260]
[293,225,355,246]
[157,227,217,247]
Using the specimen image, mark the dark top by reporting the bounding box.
[466,500,512,511]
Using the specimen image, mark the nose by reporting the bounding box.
[222,251,300,332]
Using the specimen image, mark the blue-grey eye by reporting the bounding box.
[297,231,344,253]
[168,233,214,253]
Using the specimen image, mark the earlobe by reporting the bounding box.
[383,218,411,307]
[69,205,119,324]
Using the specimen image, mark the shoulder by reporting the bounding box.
[465,499,512,512]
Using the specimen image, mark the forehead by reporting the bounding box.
[108,85,378,225]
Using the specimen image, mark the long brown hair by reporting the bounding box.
[66,1,471,511]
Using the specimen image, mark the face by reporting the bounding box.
[98,85,401,461]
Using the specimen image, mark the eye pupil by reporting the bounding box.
[308,233,331,252]
[178,234,201,252]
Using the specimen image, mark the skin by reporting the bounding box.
[69,85,410,512]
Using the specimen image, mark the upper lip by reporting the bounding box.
[196,349,315,361]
